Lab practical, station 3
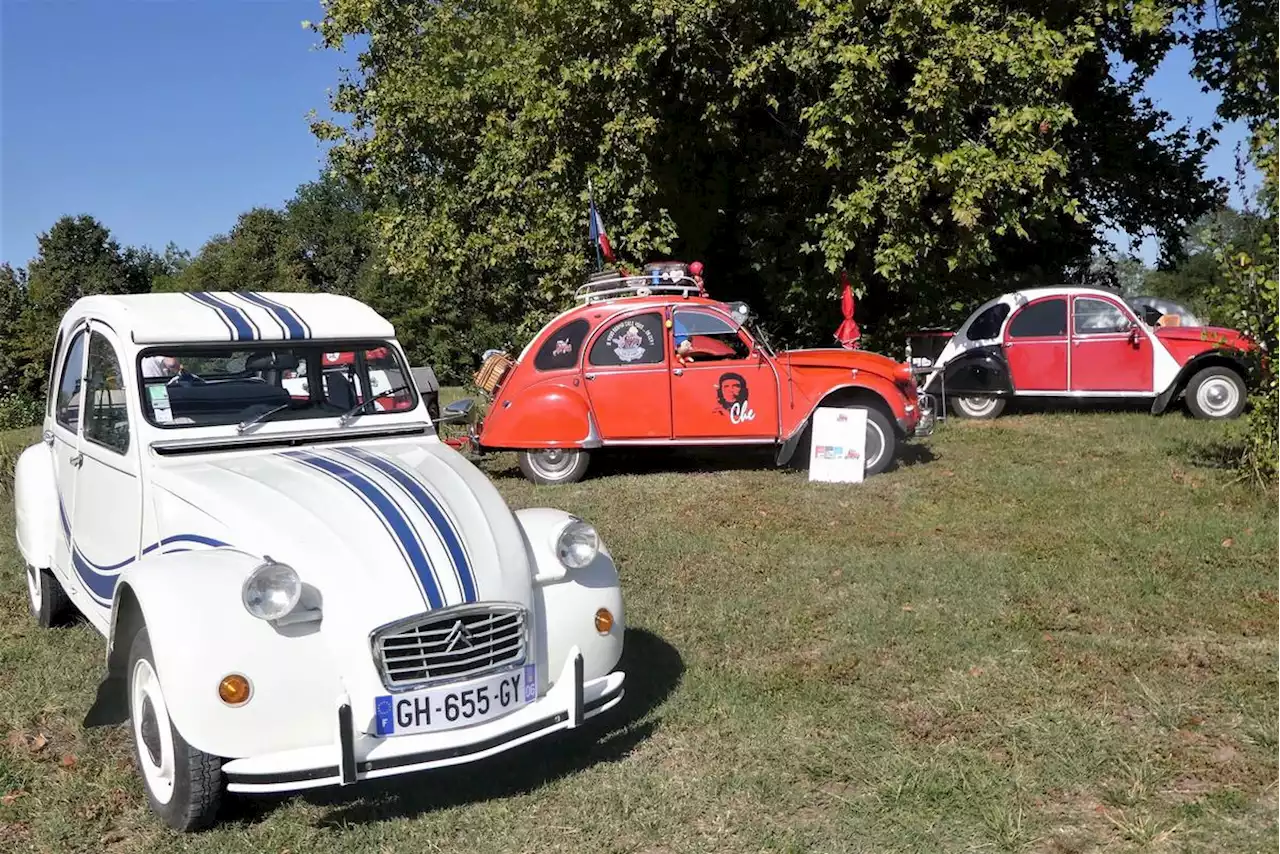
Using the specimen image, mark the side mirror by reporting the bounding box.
[436,398,475,424]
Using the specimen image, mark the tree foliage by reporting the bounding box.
[312,0,1219,359]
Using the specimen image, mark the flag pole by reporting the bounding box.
[588,179,604,272]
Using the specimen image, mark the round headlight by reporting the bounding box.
[241,558,302,621]
[556,519,600,570]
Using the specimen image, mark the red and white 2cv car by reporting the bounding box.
[461,262,934,483]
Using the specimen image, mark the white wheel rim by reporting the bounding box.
[866,419,886,469]
[131,658,177,804]
[958,396,998,416]
[26,566,41,612]
[1196,377,1239,417]
[528,449,578,481]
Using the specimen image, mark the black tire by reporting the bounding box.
[26,565,72,628]
[785,405,898,476]
[517,448,591,484]
[949,395,1007,419]
[127,627,224,831]
[1184,366,1247,420]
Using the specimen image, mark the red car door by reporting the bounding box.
[1003,296,1068,391]
[583,311,673,439]
[1069,295,1153,392]
[668,308,779,440]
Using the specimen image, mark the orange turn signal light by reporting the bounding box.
[594,608,614,635]
[218,674,252,706]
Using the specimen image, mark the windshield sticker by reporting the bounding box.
[147,384,173,424]
[607,321,656,363]
[553,338,572,356]
[716,372,756,425]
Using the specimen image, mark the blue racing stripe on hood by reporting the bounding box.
[187,292,258,341]
[281,449,445,609]
[234,291,310,339]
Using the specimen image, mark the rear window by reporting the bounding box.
[589,313,665,366]
[534,319,590,371]
[1008,299,1067,338]
[965,303,1010,340]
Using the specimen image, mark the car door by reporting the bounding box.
[1069,295,1153,393]
[583,311,673,439]
[1003,296,1068,392]
[68,322,143,630]
[668,308,779,440]
[48,324,89,598]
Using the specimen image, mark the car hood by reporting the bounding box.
[778,347,909,380]
[1154,325,1254,350]
[148,438,536,630]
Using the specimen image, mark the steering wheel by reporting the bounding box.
[167,369,206,386]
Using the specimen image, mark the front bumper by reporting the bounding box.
[899,396,937,438]
[222,647,624,794]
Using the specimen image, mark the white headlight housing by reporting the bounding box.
[555,519,600,570]
[241,557,302,621]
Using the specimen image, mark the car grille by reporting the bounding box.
[372,605,527,690]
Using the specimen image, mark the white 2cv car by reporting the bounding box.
[13,291,626,830]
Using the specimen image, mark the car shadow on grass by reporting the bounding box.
[220,627,683,828]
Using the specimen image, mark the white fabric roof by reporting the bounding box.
[71,292,397,345]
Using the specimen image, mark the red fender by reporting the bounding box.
[477,382,595,449]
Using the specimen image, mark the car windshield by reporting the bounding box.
[138,341,418,429]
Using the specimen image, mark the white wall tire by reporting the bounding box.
[518,448,590,484]
[950,395,1007,419]
[127,627,224,831]
[1185,367,1246,420]
[27,565,72,628]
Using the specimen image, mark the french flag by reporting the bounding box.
[589,197,615,264]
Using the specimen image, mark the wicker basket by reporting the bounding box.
[473,351,513,394]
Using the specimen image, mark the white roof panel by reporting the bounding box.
[72,292,397,345]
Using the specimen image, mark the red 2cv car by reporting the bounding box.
[464,262,933,484]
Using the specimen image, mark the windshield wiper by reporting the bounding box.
[236,402,292,434]
[338,385,414,426]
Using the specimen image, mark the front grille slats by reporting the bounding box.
[373,606,527,690]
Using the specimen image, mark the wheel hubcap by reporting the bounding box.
[960,396,996,415]
[531,449,576,477]
[1198,378,1238,416]
[131,658,176,804]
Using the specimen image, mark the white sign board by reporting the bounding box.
[808,406,868,484]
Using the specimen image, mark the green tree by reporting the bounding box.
[312,0,1219,367]
[172,207,309,293]
[14,215,136,396]
[0,263,29,394]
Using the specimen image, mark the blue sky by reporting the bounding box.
[0,1,1256,270]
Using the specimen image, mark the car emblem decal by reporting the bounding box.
[443,620,474,652]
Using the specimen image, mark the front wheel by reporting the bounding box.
[786,406,898,476]
[1185,367,1247,420]
[518,448,591,484]
[27,565,72,628]
[950,395,1007,419]
[128,628,224,831]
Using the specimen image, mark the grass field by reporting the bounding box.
[0,406,1276,853]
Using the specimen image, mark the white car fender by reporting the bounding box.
[101,549,341,760]
[516,508,625,688]
[14,443,57,570]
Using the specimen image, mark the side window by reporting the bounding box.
[1074,298,1131,335]
[965,303,1011,340]
[534,318,590,371]
[55,329,88,432]
[672,310,751,361]
[84,331,131,454]
[589,313,665,366]
[1008,299,1067,338]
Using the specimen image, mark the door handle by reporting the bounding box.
[584,373,595,381]
[69,453,84,468]
[42,430,54,445]
[672,369,683,377]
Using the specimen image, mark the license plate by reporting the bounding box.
[373,664,537,737]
